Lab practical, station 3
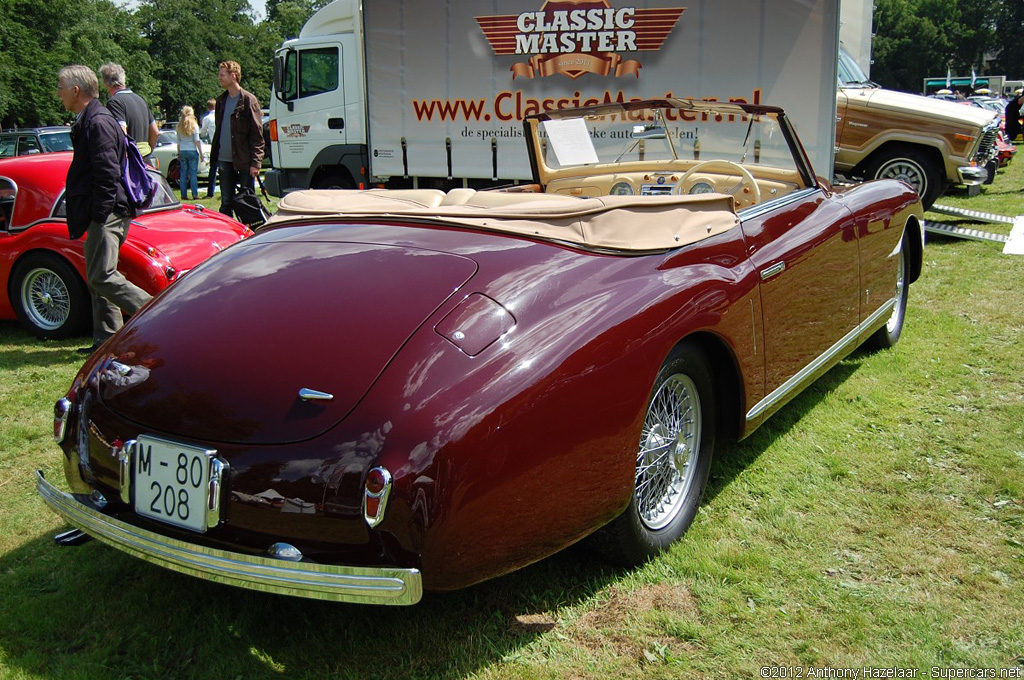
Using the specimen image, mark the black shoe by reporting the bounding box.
[77,342,102,355]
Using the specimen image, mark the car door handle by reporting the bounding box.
[761,262,786,280]
[328,118,345,130]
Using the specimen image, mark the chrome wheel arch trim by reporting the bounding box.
[37,471,422,605]
[745,299,896,424]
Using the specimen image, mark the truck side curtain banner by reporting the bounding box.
[365,0,839,180]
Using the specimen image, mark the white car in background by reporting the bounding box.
[150,131,211,184]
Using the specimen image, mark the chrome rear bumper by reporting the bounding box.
[37,471,422,605]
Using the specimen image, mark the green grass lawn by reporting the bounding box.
[0,157,1022,679]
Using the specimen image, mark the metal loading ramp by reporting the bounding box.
[925,205,1023,255]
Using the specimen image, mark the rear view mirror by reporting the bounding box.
[632,124,666,140]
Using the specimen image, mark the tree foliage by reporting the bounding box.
[0,0,149,127]
[2,0,1023,128]
[872,0,1018,92]
[0,0,321,128]
[992,0,1024,76]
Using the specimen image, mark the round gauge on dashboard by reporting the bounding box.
[689,182,715,195]
[610,181,634,196]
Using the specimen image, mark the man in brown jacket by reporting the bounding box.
[210,60,264,218]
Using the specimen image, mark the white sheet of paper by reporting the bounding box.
[543,118,599,166]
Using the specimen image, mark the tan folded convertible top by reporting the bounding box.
[269,189,740,252]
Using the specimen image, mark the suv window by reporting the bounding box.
[0,129,72,157]
[18,135,41,155]
[0,135,17,157]
[40,131,73,152]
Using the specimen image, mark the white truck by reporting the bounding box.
[265,0,842,196]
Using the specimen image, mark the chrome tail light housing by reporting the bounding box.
[53,398,72,443]
[363,466,393,528]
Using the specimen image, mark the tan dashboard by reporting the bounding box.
[544,166,802,210]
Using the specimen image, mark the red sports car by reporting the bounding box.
[0,152,250,339]
[39,99,924,605]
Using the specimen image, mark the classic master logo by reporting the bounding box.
[476,0,685,80]
[282,123,311,138]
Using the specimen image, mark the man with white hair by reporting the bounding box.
[98,62,159,157]
[58,64,151,353]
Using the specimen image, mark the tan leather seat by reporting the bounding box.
[365,188,445,208]
[463,191,577,208]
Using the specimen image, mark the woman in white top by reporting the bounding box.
[176,106,204,200]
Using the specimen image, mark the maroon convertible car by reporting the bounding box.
[39,99,924,605]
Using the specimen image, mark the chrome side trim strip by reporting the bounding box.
[738,187,820,221]
[746,299,895,423]
[37,471,422,605]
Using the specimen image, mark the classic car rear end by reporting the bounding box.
[39,99,923,605]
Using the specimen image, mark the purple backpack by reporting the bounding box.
[122,136,157,210]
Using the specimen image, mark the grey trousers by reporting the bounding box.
[83,213,152,344]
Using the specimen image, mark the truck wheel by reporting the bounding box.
[313,174,354,190]
[10,253,90,339]
[864,147,941,210]
[589,342,716,566]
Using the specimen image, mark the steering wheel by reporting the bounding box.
[674,160,762,207]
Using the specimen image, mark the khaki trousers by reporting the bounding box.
[83,213,151,344]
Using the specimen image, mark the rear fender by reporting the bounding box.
[116,239,174,294]
[367,255,757,589]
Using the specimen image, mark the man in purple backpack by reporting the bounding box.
[58,64,151,354]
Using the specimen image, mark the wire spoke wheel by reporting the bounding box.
[865,230,912,351]
[886,246,906,335]
[589,343,714,566]
[635,373,702,531]
[21,267,72,330]
[11,254,89,339]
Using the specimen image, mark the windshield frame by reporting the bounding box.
[523,98,818,193]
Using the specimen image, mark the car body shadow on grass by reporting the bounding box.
[0,518,625,679]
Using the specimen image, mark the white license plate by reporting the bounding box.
[133,435,218,533]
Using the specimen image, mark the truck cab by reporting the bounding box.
[266,0,367,196]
